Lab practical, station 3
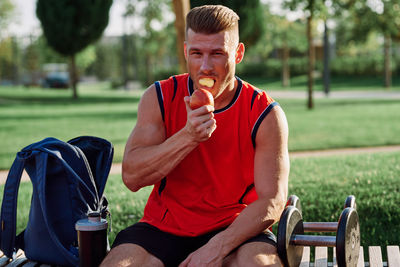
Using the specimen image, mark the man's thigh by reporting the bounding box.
[223,230,282,267]
[100,243,163,267]
[104,222,219,266]
[224,242,282,267]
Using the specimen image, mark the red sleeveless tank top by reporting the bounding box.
[140,73,278,236]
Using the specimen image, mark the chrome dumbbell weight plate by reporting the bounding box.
[344,195,357,209]
[286,195,302,214]
[277,206,304,267]
[336,207,360,267]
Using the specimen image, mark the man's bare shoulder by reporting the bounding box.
[139,84,157,106]
[136,83,163,126]
[256,105,289,147]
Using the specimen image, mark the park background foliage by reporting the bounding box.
[1,0,400,91]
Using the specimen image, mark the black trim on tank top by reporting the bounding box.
[251,102,280,148]
[239,184,255,204]
[187,76,242,113]
[155,81,165,122]
[188,77,194,95]
[158,177,166,195]
[251,89,263,110]
[214,77,242,113]
[161,209,169,222]
[172,76,178,101]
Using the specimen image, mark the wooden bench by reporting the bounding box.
[0,245,399,266]
[300,245,400,267]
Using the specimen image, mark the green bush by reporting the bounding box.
[153,66,180,82]
[238,53,400,78]
[329,54,394,76]
[237,58,309,79]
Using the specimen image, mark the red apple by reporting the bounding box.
[189,89,214,109]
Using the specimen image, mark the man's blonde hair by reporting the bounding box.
[186,5,240,35]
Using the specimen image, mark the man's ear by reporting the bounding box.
[184,42,188,60]
[235,42,245,64]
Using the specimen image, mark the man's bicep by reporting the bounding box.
[126,84,166,151]
[253,106,289,199]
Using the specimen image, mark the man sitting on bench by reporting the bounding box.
[101,4,289,267]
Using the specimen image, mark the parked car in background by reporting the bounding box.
[42,71,70,89]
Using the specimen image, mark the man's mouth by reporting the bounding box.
[199,78,215,88]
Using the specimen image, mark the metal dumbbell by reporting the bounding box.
[277,195,360,267]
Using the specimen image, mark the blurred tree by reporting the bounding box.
[261,5,307,87]
[76,45,96,76]
[0,38,13,81]
[190,0,265,48]
[334,0,400,88]
[284,0,327,109]
[0,0,15,36]
[172,0,190,74]
[24,39,41,85]
[90,43,115,81]
[36,0,112,98]
[125,0,176,85]
[0,37,21,83]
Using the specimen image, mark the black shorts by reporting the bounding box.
[112,222,277,267]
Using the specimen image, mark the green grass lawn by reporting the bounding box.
[1,81,399,170]
[279,97,400,151]
[0,84,141,169]
[3,151,399,249]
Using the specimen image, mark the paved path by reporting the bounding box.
[267,90,400,100]
[1,145,399,185]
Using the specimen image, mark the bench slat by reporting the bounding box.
[369,246,383,267]
[0,257,10,267]
[315,246,328,267]
[5,257,28,267]
[300,246,310,267]
[333,247,337,267]
[357,246,365,267]
[387,245,400,267]
[20,262,39,267]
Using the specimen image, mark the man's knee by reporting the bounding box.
[100,243,164,267]
[224,242,283,267]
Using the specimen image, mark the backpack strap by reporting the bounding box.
[0,154,27,258]
[35,153,79,266]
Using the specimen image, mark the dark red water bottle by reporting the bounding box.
[75,212,108,267]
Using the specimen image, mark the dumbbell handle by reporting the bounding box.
[303,222,338,232]
[291,234,337,247]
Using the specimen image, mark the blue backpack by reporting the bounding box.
[0,136,113,266]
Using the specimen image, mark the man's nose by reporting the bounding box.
[200,55,213,72]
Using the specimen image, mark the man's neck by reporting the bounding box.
[214,77,237,110]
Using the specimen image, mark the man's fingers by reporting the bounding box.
[178,254,191,267]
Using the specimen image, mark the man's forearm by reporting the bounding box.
[208,195,286,258]
[122,128,198,192]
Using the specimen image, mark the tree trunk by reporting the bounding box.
[172,0,190,74]
[69,55,78,99]
[307,15,314,109]
[282,41,290,87]
[122,34,128,90]
[11,37,19,85]
[145,53,153,85]
[323,20,330,96]
[384,35,392,89]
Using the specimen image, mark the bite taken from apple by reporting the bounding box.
[189,89,214,109]
[199,78,215,88]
